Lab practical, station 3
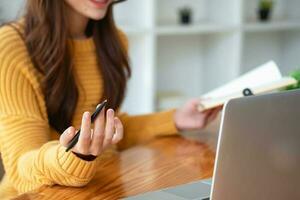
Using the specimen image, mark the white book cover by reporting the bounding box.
[200,61,297,110]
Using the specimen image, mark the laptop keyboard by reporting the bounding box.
[123,179,212,200]
[163,180,211,199]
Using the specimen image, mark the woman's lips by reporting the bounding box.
[89,0,109,8]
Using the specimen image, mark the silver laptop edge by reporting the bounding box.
[211,90,300,199]
[209,99,231,200]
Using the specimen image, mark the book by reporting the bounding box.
[199,61,298,111]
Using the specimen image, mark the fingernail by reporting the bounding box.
[84,112,90,119]
[108,109,114,115]
[68,127,73,134]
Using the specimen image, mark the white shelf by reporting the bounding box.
[117,25,150,36]
[155,23,237,35]
[119,21,300,36]
[243,21,300,32]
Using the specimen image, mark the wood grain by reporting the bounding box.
[14,136,215,200]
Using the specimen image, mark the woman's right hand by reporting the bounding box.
[59,108,124,157]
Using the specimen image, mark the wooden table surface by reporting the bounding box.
[15,136,215,200]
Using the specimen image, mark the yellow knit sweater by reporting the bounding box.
[0,23,178,199]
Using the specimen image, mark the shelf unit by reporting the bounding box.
[114,0,300,114]
[1,0,300,114]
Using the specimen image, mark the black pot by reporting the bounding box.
[180,13,192,25]
[258,8,271,21]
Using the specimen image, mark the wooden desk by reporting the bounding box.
[15,136,215,200]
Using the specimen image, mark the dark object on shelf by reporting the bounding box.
[179,7,192,25]
[258,8,271,21]
[258,0,274,22]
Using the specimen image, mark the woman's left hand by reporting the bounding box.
[174,98,222,132]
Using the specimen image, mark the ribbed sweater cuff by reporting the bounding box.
[57,145,97,179]
[46,142,98,181]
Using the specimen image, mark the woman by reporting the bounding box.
[0,0,220,198]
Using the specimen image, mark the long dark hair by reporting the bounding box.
[22,0,131,133]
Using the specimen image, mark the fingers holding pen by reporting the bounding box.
[112,117,123,144]
[103,109,115,148]
[65,106,124,157]
[90,107,106,156]
[92,108,123,154]
[60,126,76,147]
[78,112,92,154]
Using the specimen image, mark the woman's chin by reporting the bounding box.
[87,11,108,21]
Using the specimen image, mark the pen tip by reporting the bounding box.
[96,100,108,109]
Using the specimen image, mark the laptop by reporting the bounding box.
[124,89,300,200]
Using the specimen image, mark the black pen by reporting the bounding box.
[65,100,108,152]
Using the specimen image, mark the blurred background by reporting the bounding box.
[1,0,299,115]
[113,0,300,114]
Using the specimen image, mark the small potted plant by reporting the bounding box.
[179,7,192,25]
[258,0,274,22]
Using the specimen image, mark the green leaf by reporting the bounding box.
[285,69,300,90]
[259,0,274,9]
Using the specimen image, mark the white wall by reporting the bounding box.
[0,0,24,22]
